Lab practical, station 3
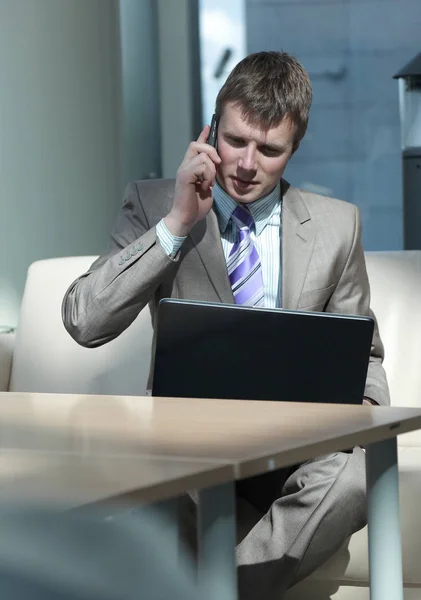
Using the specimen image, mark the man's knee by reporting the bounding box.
[337,447,367,532]
[293,447,367,531]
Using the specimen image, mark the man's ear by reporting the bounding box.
[291,140,300,155]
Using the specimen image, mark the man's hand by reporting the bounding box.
[164,126,221,237]
[363,397,378,406]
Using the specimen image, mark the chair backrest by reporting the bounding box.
[9,257,153,395]
[365,251,421,412]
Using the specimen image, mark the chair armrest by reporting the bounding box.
[0,329,15,391]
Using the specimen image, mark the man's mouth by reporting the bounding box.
[231,176,258,188]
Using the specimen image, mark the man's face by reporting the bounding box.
[216,102,298,204]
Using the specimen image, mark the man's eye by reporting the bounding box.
[261,148,281,157]
[228,137,244,147]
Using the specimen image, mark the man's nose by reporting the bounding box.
[238,146,256,172]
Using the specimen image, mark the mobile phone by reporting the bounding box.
[207,113,218,148]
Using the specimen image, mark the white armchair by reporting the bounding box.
[0,327,14,392]
[286,251,421,599]
[5,256,153,396]
[1,251,421,599]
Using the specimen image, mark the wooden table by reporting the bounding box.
[2,392,421,600]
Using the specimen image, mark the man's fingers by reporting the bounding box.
[197,125,210,144]
[194,153,215,189]
[183,129,221,165]
[195,143,221,164]
[184,143,220,168]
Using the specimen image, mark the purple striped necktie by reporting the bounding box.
[227,205,265,307]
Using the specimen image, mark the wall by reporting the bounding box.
[0,0,120,327]
[246,0,421,250]
[0,0,162,328]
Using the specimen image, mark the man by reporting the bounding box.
[62,51,389,598]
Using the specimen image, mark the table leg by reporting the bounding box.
[366,437,403,600]
[198,481,237,600]
[131,498,180,559]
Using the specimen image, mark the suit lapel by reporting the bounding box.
[281,180,316,309]
[189,210,234,303]
[188,181,316,308]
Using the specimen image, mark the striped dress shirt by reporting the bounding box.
[156,181,282,308]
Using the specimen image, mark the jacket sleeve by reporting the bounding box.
[62,182,179,348]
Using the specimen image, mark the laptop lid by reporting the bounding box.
[152,299,374,405]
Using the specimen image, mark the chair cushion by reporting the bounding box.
[365,251,421,416]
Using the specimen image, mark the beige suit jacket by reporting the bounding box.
[62,178,390,406]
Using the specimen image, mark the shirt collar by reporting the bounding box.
[213,180,281,236]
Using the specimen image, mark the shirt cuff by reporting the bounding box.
[156,219,186,258]
[363,396,378,406]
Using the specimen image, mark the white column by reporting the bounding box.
[0,0,121,327]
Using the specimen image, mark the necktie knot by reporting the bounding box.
[232,205,254,230]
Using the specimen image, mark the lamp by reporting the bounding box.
[394,52,421,249]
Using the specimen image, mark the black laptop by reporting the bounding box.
[151,299,374,405]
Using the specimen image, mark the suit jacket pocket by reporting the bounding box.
[298,284,336,311]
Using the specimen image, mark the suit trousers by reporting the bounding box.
[182,446,367,600]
